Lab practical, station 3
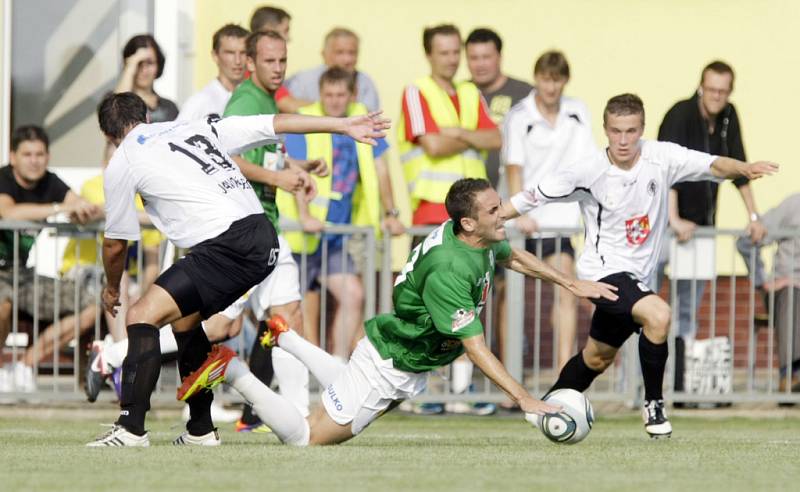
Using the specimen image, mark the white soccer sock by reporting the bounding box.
[451,359,474,394]
[273,347,310,417]
[226,358,310,446]
[104,326,179,368]
[278,329,345,388]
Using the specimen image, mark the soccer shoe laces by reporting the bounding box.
[644,399,667,423]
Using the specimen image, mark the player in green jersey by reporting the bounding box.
[178,178,618,446]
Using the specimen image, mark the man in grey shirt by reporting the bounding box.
[286,28,380,111]
[737,193,800,393]
[465,28,532,190]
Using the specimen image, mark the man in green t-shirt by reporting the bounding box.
[180,178,617,446]
[220,30,328,430]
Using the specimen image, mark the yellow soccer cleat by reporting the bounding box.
[176,345,236,402]
[259,314,290,348]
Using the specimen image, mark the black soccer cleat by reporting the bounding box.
[643,399,672,439]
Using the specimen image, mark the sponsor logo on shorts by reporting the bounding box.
[625,214,651,246]
[637,282,650,292]
[326,384,343,411]
[451,308,475,332]
[119,410,129,416]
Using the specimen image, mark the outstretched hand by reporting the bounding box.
[568,280,619,301]
[744,161,779,180]
[343,111,391,146]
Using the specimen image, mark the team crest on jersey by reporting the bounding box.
[451,308,476,332]
[647,179,657,196]
[625,214,651,245]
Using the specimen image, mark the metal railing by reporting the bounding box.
[1,220,798,405]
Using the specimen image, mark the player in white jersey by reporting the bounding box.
[87,92,389,447]
[503,94,778,438]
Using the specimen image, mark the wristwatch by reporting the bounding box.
[384,208,400,218]
[750,212,760,222]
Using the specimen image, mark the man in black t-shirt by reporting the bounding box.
[658,61,766,395]
[0,125,102,393]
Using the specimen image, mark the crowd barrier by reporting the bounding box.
[0,220,797,405]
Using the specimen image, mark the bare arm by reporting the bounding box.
[505,165,538,235]
[416,133,469,158]
[276,95,312,114]
[114,47,150,94]
[736,182,767,242]
[710,157,778,180]
[374,155,405,235]
[101,238,128,316]
[668,188,696,242]
[462,334,558,415]
[0,191,100,224]
[272,112,389,145]
[501,247,618,301]
[443,127,501,151]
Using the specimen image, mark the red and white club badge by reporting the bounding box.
[625,214,651,245]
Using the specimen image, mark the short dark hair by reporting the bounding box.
[319,67,356,93]
[446,178,492,235]
[245,30,285,60]
[534,50,570,79]
[700,60,735,90]
[250,6,291,33]
[423,24,460,55]
[212,24,249,52]
[465,28,502,53]
[122,34,166,79]
[603,93,645,126]
[11,125,49,152]
[97,92,148,140]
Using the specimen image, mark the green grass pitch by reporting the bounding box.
[2,410,798,491]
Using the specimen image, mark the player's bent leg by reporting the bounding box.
[269,318,346,388]
[307,404,355,445]
[632,294,672,438]
[125,284,189,329]
[548,337,615,395]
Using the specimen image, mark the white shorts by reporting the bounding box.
[220,235,301,320]
[322,337,427,435]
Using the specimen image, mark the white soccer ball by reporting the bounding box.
[527,389,594,444]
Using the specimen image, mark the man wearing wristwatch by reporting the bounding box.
[657,61,766,395]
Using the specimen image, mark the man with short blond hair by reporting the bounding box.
[286,27,380,111]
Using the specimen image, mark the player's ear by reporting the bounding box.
[460,216,477,233]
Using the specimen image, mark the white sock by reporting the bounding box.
[278,329,345,388]
[104,326,178,368]
[226,358,310,446]
[451,359,473,394]
[273,347,310,417]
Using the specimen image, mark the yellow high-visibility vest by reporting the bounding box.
[276,101,381,254]
[398,76,487,210]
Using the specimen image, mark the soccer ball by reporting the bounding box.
[527,389,594,444]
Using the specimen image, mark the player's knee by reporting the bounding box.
[583,351,613,372]
[646,306,671,339]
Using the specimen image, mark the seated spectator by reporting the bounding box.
[0,126,102,392]
[278,68,403,358]
[737,193,800,393]
[59,171,162,342]
[286,28,380,112]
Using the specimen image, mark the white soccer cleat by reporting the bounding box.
[86,424,150,447]
[173,429,221,446]
[643,399,672,439]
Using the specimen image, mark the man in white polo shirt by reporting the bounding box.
[503,93,777,438]
[178,24,249,121]
[504,51,595,371]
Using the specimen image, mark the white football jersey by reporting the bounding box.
[510,140,721,285]
[104,115,277,248]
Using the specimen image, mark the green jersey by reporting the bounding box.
[223,78,281,230]
[365,221,512,373]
